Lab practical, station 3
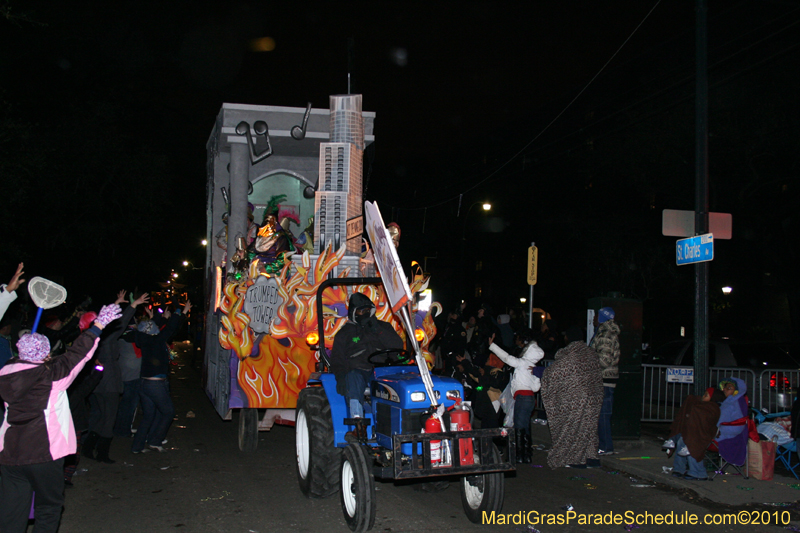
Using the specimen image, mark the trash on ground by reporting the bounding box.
[562,504,574,511]
[568,476,587,480]
[530,464,543,467]
[584,483,597,489]
[661,466,673,474]
[186,411,196,418]
[160,466,170,470]
[624,524,640,531]
[736,486,754,491]
[631,484,655,488]
[200,491,231,502]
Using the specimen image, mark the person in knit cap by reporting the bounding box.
[590,307,620,456]
[0,302,122,533]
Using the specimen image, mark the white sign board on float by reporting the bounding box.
[364,201,412,313]
[243,275,285,334]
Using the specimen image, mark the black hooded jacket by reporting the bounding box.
[330,293,403,384]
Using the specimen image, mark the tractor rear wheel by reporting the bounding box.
[296,387,341,498]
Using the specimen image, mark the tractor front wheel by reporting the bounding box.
[460,443,504,523]
[340,444,376,533]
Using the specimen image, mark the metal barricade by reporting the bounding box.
[641,365,757,422]
[758,368,799,413]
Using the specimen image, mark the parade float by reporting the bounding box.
[204,96,438,451]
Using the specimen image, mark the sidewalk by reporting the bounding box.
[529,422,800,506]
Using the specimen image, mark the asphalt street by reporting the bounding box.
[51,342,799,533]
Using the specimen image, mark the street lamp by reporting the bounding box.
[459,201,492,298]
[201,239,208,246]
[721,286,732,295]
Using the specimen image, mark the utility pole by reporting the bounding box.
[693,0,710,396]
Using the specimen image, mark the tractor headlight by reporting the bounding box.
[410,392,426,402]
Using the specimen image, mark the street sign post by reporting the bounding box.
[676,233,714,265]
[527,246,538,286]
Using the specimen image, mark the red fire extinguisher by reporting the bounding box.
[424,415,443,467]
[449,402,474,466]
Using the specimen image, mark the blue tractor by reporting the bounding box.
[295,278,515,532]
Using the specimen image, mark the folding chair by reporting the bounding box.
[706,416,750,479]
[753,409,799,479]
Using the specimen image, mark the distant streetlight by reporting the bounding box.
[722,286,732,295]
[183,260,189,267]
[172,272,179,279]
[520,297,527,304]
[201,239,208,246]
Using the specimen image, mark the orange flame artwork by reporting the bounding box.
[218,246,440,409]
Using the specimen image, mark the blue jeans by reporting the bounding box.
[114,379,141,437]
[513,394,536,434]
[132,379,174,452]
[672,435,707,478]
[598,386,614,452]
[339,369,373,418]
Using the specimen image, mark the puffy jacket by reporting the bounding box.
[488,341,544,397]
[0,328,100,465]
[590,320,620,382]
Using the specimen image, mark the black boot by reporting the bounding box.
[95,437,116,464]
[82,431,99,460]
[521,431,532,464]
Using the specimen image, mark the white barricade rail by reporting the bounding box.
[641,365,759,422]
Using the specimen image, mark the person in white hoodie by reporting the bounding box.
[0,263,25,323]
[488,328,544,463]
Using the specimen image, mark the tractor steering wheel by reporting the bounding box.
[367,348,412,367]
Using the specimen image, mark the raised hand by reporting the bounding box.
[133,293,150,307]
[182,300,193,315]
[96,304,123,327]
[145,307,154,319]
[6,263,25,292]
[115,290,127,305]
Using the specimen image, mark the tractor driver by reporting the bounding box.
[330,292,404,439]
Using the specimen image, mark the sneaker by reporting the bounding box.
[533,419,548,425]
[598,450,618,456]
[161,439,168,445]
[132,448,150,454]
[565,463,587,469]
[130,428,138,434]
[676,446,690,457]
[662,439,675,449]
[148,445,165,452]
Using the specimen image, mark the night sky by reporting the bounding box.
[1,1,797,347]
